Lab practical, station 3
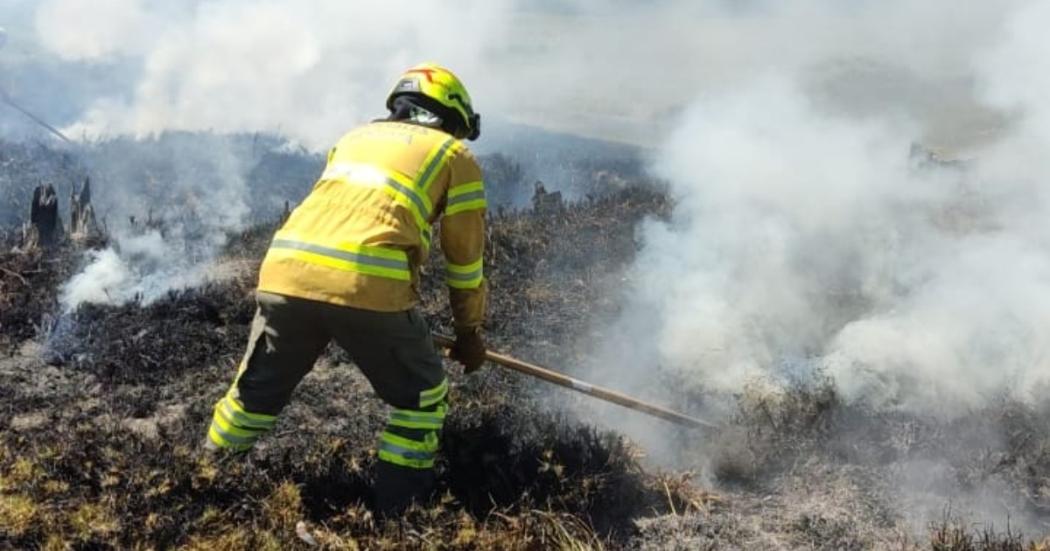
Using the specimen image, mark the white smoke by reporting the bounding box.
[825,0,1050,415]
[57,132,253,311]
[33,0,513,149]
[59,247,130,308]
[59,230,223,311]
[34,0,160,61]
[594,0,1050,420]
[21,0,1022,147]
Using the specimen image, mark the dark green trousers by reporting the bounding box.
[206,291,447,511]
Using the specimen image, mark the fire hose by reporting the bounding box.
[432,333,718,430]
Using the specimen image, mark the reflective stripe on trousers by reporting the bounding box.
[207,393,277,451]
[377,378,449,470]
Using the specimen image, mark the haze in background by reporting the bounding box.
[2,0,1013,149]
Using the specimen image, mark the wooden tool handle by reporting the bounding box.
[433,333,717,430]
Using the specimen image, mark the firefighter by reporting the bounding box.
[204,63,488,513]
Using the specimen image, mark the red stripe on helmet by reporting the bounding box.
[405,68,438,83]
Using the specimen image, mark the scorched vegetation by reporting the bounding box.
[1,136,1048,549]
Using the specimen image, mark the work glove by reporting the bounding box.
[450,327,486,374]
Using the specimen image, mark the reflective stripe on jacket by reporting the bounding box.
[257,121,487,328]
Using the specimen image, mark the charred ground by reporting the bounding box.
[1,137,1049,549]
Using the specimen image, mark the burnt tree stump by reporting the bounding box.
[70,177,100,242]
[22,184,62,249]
[532,180,563,214]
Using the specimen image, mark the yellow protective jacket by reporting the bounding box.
[257,121,487,329]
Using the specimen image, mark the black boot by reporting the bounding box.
[373,461,435,516]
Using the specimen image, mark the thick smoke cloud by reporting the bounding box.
[14,0,1021,146]
[32,0,513,150]
[592,0,1050,421]
[563,3,1050,535]
[35,0,161,61]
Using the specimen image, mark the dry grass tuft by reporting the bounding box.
[0,458,41,491]
[0,494,39,537]
[928,517,1031,551]
[263,480,304,531]
[181,527,255,551]
[69,502,120,541]
[40,533,72,551]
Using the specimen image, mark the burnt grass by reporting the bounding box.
[0,188,685,549]
[2,185,1050,549]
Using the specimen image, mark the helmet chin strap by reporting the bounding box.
[466,113,481,141]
